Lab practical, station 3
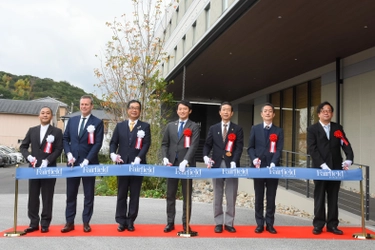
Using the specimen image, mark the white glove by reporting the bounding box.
[27,155,36,163]
[230,161,236,169]
[342,160,352,170]
[203,156,214,168]
[320,163,331,170]
[268,162,275,168]
[132,157,141,165]
[67,152,76,165]
[40,159,48,168]
[253,158,261,168]
[179,160,188,172]
[80,159,89,168]
[111,153,124,163]
[163,157,171,166]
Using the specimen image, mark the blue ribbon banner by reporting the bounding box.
[15,164,362,181]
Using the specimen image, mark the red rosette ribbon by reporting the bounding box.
[333,130,349,146]
[225,133,236,152]
[135,130,145,150]
[269,134,278,153]
[183,128,192,148]
[43,143,53,153]
[87,125,95,144]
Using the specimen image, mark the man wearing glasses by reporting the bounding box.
[110,100,151,232]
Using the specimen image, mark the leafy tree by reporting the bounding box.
[94,0,175,165]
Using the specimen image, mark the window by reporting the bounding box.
[205,3,211,31]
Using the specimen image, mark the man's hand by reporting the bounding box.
[80,159,89,168]
[40,159,48,168]
[163,157,172,166]
[27,155,37,168]
[203,156,215,168]
[253,158,261,168]
[342,160,352,170]
[268,162,275,168]
[179,160,188,172]
[111,153,124,164]
[230,161,236,169]
[132,157,141,165]
[320,163,331,170]
[67,152,76,166]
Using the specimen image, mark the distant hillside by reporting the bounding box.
[0,71,101,112]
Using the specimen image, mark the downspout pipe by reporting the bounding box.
[336,57,343,123]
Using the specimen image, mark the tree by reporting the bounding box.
[94,0,175,164]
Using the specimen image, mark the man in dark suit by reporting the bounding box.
[248,102,284,234]
[161,100,200,233]
[203,102,243,233]
[61,95,104,233]
[20,106,63,233]
[307,101,354,235]
[109,100,151,232]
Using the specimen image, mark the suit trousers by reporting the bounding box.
[115,175,143,225]
[166,159,192,225]
[28,178,56,228]
[65,176,96,223]
[253,177,279,226]
[313,180,341,229]
[212,161,238,226]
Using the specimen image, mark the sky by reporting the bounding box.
[0,0,135,95]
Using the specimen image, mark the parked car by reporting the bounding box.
[0,154,5,167]
[0,149,16,165]
[0,152,11,166]
[0,145,24,163]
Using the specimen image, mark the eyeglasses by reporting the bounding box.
[128,107,140,111]
[320,109,332,113]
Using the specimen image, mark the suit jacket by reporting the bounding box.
[63,115,104,165]
[307,121,354,170]
[109,120,151,164]
[203,122,243,168]
[20,125,63,167]
[162,119,200,166]
[247,123,284,167]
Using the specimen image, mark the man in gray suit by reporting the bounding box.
[161,100,200,233]
[20,106,63,233]
[203,102,243,233]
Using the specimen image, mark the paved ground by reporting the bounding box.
[1,165,374,249]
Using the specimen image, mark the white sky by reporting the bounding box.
[0,0,134,95]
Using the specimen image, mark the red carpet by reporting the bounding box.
[2,225,374,239]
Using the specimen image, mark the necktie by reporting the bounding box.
[79,118,86,137]
[264,125,270,140]
[178,121,184,139]
[223,124,228,142]
[130,121,135,132]
[324,125,330,139]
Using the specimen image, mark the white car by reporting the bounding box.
[0,146,24,164]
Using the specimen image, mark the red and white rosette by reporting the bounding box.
[183,128,192,148]
[225,133,236,156]
[135,130,145,149]
[269,134,278,153]
[44,134,54,153]
[333,130,349,146]
[87,125,95,144]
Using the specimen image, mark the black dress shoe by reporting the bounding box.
[214,224,223,233]
[41,227,49,233]
[224,225,236,233]
[327,227,343,235]
[83,223,91,232]
[24,226,39,233]
[164,223,175,233]
[312,227,322,235]
[127,223,135,232]
[255,225,264,233]
[117,224,126,232]
[61,223,74,233]
[266,225,277,234]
